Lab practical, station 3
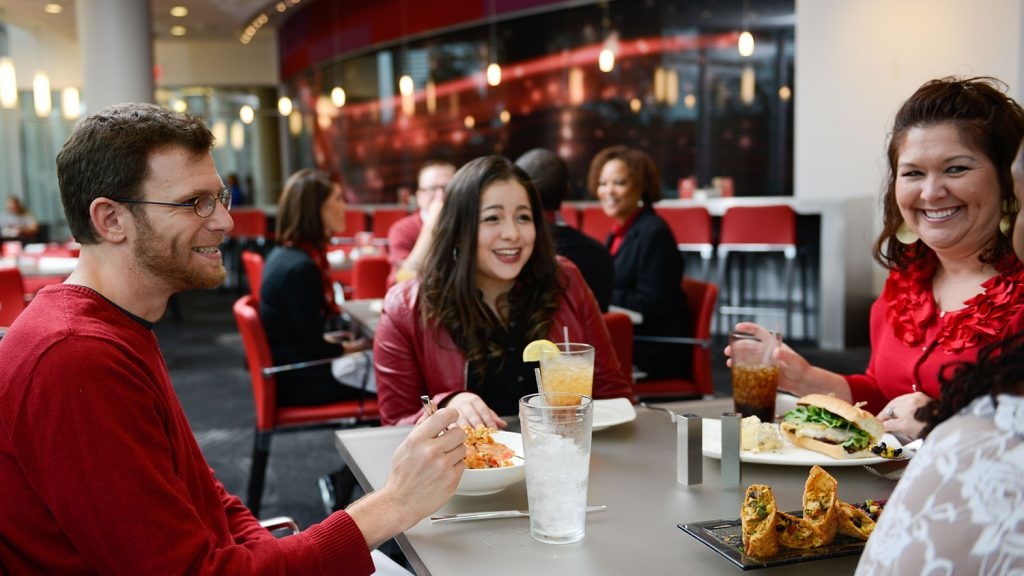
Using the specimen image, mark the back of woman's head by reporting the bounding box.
[876,76,1024,269]
[587,145,663,204]
[276,168,333,246]
[421,155,562,363]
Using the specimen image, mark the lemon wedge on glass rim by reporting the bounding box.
[522,339,560,362]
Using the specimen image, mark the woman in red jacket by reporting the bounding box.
[374,155,634,427]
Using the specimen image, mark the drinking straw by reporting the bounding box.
[534,368,544,393]
[563,325,570,347]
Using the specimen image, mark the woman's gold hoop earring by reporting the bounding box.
[1000,214,1012,236]
[895,221,919,244]
[999,198,1017,236]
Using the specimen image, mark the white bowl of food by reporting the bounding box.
[456,430,525,496]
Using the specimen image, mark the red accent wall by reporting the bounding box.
[279,0,567,79]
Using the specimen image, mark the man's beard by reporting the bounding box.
[133,211,226,291]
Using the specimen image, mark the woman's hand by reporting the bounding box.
[877,392,930,440]
[725,322,813,395]
[444,392,507,430]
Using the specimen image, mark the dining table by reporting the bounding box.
[340,298,382,338]
[334,397,898,575]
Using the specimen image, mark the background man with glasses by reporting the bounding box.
[0,103,465,575]
[386,159,456,286]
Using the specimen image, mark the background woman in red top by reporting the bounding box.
[730,77,1024,440]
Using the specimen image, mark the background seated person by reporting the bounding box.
[261,168,373,405]
[515,148,614,312]
[386,160,456,286]
[374,155,634,427]
[588,145,689,379]
[1,194,40,242]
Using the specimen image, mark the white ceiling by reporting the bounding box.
[0,0,281,41]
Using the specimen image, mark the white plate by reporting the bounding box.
[700,418,900,467]
[592,398,637,431]
[456,431,525,496]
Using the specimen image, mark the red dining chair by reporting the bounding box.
[232,295,379,516]
[331,209,369,246]
[654,205,714,280]
[579,205,614,244]
[633,278,718,400]
[227,209,269,292]
[0,267,28,327]
[602,311,635,387]
[559,204,582,228]
[369,207,411,243]
[715,205,809,339]
[241,251,264,303]
[351,255,390,300]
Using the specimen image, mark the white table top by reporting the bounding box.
[334,398,896,575]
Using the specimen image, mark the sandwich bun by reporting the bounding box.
[781,394,884,459]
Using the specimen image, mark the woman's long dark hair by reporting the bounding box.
[874,76,1024,271]
[916,329,1024,437]
[420,155,563,373]
[276,168,334,247]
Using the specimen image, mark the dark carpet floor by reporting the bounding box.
[158,287,872,531]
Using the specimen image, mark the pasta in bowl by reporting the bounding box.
[456,429,525,496]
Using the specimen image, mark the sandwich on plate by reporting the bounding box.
[780,394,883,459]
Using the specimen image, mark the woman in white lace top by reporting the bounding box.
[856,133,1024,575]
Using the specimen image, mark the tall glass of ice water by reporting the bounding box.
[519,392,594,544]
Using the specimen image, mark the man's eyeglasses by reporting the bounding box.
[111,188,232,218]
[417,185,446,194]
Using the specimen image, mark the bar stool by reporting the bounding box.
[654,205,714,280]
[715,205,811,339]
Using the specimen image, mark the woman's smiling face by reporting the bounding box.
[474,178,536,301]
[895,122,1003,261]
[596,158,642,223]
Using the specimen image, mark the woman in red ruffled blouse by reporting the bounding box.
[729,77,1024,439]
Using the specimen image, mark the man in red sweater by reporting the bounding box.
[0,103,467,575]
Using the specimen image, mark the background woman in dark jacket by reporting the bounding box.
[588,145,689,379]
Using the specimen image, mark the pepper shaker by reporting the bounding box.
[676,413,703,485]
[720,412,742,485]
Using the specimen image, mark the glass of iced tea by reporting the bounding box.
[538,343,594,406]
[728,330,780,421]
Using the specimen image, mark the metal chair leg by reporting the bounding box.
[248,430,272,517]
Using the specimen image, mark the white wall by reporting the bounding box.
[154,36,278,87]
[8,24,81,90]
[796,0,1024,304]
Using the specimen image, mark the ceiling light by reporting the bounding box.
[33,71,52,118]
[61,87,80,120]
[738,31,755,57]
[331,87,346,108]
[277,96,293,116]
[44,4,63,15]
[398,75,414,96]
[170,25,187,37]
[486,63,502,87]
[0,58,17,109]
[239,105,255,124]
[169,6,188,17]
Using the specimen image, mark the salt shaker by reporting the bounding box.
[720,412,742,485]
[676,413,702,485]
